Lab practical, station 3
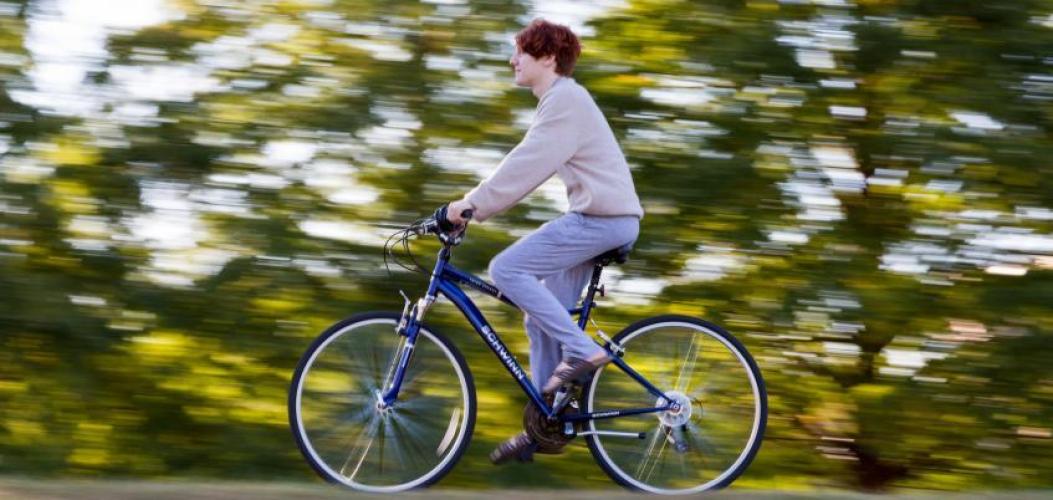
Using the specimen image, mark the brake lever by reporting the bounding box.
[416,220,439,235]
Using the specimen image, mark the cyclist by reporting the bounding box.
[444,18,644,464]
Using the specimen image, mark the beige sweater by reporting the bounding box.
[465,76,644,222]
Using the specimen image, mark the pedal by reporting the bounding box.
[549,386,571,418]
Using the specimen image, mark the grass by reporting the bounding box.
[0,478,1050,500]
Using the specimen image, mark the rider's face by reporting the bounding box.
[509,45,553,87]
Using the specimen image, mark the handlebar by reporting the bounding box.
[411,205,473,243]
[385,205,473,275]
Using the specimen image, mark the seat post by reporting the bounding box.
[579,264,605,326]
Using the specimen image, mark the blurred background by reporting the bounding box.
[1,0,1051,493]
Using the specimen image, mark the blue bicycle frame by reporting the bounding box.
[381,244,675,423]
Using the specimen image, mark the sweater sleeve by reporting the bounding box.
[465,88,580,222]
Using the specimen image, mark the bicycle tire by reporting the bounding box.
[581,314,766,494]
[288,312,476,492]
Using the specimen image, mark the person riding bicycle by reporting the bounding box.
[444,18,644,464]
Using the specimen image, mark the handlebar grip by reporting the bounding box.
[434,205,472,234]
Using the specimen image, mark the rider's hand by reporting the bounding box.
[446,199,474,226]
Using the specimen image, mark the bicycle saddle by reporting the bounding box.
[593,243,632,266]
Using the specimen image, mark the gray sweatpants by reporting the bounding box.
[489,212,640,389]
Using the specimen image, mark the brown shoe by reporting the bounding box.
[489,431,538,465]
[541,354,612,394]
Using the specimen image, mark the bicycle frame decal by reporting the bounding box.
[564,405,672,423]
[481,324,527,381]
[442,264,518,309]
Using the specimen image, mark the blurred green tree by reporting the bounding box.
[0,0,1050,491]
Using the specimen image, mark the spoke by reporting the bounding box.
[673,425,707,475]
[640,427,670,485]
[339,414,380,481]
[389,410,438,453]
[686,422,720,460]
[341,331,386,396]
[674,332,701,394]
[397,394,450,412]
[308,404,375,449]
[633,422,666,480]
[688,423,733,481]
[396,397,459,432]
[389,415,433,470]
[377,418,387,476]
[677,444,690,485]
[317,392,372,406]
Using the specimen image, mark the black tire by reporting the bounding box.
[288,312,476,492]
[581,314,767,494]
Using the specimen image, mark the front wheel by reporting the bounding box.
[288,312,476,492]
[582,315,767,494]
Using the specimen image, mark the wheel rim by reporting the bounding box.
[586,321,764,494]
[293,318,471,492]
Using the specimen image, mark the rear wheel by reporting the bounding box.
[582,315,766,494]
[288,312,476,492]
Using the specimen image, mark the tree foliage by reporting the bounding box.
[0,0,1050,491]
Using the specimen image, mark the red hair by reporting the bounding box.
[515,19,582,76]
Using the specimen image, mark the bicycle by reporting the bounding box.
[288,207,767,494]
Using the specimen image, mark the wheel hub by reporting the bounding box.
[656,391,693,427]
[374,389,394,414]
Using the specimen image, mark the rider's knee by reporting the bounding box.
[488,254,513,287]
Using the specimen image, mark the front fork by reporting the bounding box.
[378,291,436,408]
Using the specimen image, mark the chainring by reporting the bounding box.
[523,392,579,454]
